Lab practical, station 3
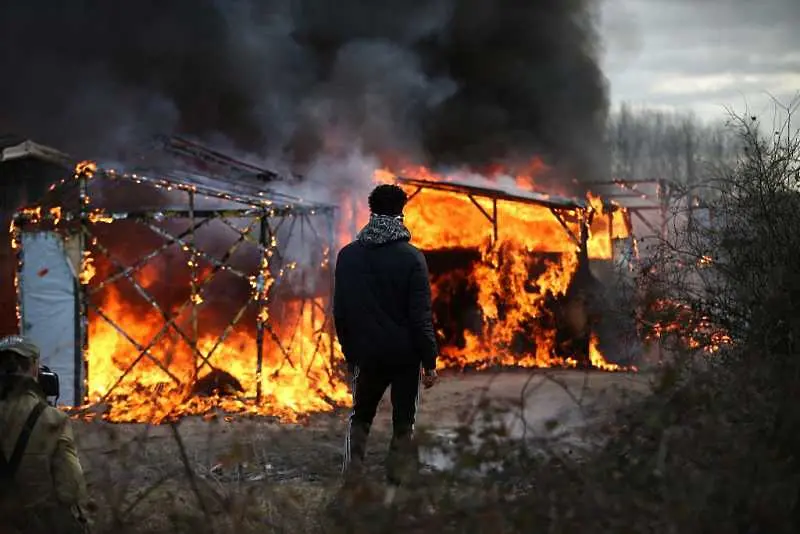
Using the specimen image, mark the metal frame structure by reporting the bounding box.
[155,135,284,183]
[395,176,592,253]
[587,178,679,242]
[585,178,712,366]
[12,161,336,406]
[395,176,608,367]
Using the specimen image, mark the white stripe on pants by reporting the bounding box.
[342,365,360,473]
[412,364,422,433]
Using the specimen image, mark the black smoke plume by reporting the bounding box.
[0,0,608,182]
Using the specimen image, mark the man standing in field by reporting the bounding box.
[334,184,439,489]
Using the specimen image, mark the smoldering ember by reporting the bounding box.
[2,0,794,532]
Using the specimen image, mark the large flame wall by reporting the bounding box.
[82,218,349,423]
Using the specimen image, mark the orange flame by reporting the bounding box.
[369,164,630,371]
[586,193,630,260]
[437,240,579,368]
[79,251,96,285]
[76,160,98,177]
[85,270,349,423]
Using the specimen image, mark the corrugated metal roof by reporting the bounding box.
[2,139,333,213]
[35,163,334,215]
[0,139,74,167]
[145,167,332,211]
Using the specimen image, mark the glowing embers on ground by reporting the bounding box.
[643,299,732,354]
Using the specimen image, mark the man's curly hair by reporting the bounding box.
[368,184,408,216]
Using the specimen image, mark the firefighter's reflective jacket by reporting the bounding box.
[0,376,88,533]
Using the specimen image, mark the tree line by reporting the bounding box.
[606,104,742,197]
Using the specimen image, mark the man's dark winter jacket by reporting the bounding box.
[334,215,438,371]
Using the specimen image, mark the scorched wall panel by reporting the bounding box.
[20,231,79,406]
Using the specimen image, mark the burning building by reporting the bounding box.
[9,143,348,423]
[6,136,637,424]
[370,167,635,372]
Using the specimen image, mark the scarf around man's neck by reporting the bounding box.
[356,214,412,247]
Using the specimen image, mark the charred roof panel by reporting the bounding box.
[396,176,586,210]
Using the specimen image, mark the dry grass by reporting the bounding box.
[71,370,645,533]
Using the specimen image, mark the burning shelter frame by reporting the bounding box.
[12,163,337,407]
[395,176,596,256]
[394,176,638,368]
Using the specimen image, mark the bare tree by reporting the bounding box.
[607,105,741,204]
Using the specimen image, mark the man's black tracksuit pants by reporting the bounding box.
[342,363,421,485]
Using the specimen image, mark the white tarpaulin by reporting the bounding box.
[20,232,79,406]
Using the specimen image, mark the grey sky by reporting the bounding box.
[600,0,800,122]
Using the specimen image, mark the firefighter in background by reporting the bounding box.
[0,336,89,533]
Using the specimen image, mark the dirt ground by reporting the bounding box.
[74,369,650,481]
[71,369,650,530]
